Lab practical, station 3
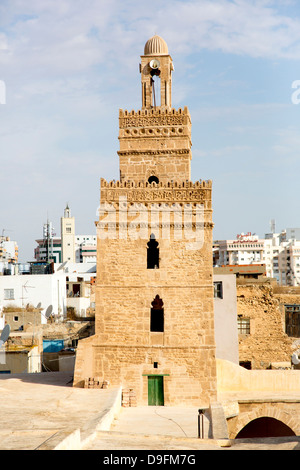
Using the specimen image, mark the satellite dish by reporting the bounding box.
[45,305,53,318]
[57,261,68,271]
[292,353,300,365]
[0,325,10,348]
[149,59,160,70]
[36,302,42,309]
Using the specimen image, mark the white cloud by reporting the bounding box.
[1,0,300,260]
[150,0,300,59]
[1,1,299,106]
[1,0,300,78]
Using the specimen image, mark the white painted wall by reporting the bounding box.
[0,273,67,318]
[54,262,96,281]
[214,273,239,364]
[67,296,91,317]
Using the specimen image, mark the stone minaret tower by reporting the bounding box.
[74,35,217,407]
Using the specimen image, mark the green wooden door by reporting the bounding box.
[148,376,164,406]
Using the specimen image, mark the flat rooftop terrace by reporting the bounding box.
[1,372,300,451]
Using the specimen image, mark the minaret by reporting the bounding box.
[61,204,75,263]
[74,36,217,408]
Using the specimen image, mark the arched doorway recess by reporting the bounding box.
[236,417,296,439]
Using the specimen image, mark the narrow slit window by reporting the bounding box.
[143,82,146,107]
[165,81,167,106]
[147,234,159,269]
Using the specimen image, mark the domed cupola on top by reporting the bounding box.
[144,35,169,56]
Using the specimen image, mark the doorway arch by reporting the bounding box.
[236,417,296,439]
[229,406,299,439]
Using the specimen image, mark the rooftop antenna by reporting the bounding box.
[21,281,35,308]
[1,229,12,237]
[270,219,275,234]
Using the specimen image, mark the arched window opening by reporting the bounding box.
[150,295,164,332]
[236,417,296,439]
[147,234,159,269]
[151,74,161,107]
[148,175,159,184]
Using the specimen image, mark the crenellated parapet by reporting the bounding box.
[119,106,191,129]
[101,178,211,189]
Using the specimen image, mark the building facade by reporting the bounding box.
[215,229,300,287]
[74,235,97,263]
[213,271,239,365]
[216,233,265,266]
[74,35,218,407]
[0,236,19,275]
[0,271,67,319]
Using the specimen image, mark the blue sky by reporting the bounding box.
[1,0,300,262]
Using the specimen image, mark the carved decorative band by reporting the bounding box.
[120,115,188,128]
[96,221,214,229]
[101,188,209,204]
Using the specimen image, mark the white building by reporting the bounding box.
[217,233,265,266]
[34,237,62,264]
[215,228,300,287]
[74,235,97,263]
[213,271,239,365]
[0,272,67,320]
[54,261,96,318]
[53,261,96,281]
[0,236,18,273]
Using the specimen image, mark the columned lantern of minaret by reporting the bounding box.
[141,34,173,110]
[118,35,192,184]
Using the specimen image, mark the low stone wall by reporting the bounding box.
[217,359,300,393]
[217,359,300,438]
[37,387,122,450]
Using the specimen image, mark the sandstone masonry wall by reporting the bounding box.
[237,283,299,369]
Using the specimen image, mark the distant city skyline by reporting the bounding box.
[1,0,300,262]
